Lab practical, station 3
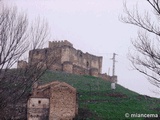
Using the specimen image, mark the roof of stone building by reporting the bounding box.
[37,81,76,92]
[37,81,60,90]
[31,81,76,98]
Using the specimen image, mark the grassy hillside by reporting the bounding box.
[40,71,160,120]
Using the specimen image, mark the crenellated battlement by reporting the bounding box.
[49,40,73,48]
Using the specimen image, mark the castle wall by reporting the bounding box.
[17,60,28,69]
[61,46,102,74]
[62,61,73,73]
[90,68,99,77]
[49,40,73,48]
[73,65,89,75]
[61,46,70,63]
[99,73,110,81]
[29,48,62,70]
[49,63,62,71]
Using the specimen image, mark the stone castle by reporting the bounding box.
[18,40,111,80]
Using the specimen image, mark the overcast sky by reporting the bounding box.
[4,0,160,98]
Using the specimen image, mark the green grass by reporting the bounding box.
[40,71,160,120]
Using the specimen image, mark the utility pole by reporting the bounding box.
[110,53,117,90]
[111,53,117,76]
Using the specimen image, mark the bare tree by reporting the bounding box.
[0,4,53,119]
[121,0,160,89]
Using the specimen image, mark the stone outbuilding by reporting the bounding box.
[27,81,77,120]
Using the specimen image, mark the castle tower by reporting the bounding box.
[17,60,28,69]
[62,61,73,73]
[90,68,99,77]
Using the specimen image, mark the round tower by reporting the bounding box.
[62,61,73,73]
[17,60,28,69]
[90,68,99,77]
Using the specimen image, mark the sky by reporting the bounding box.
[3,0,160,98]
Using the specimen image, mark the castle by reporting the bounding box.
[18,40,112,80]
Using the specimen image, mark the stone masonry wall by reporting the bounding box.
[17,60,28,69]
[61,46,102,74]
[62,61,73,73]
[27,98,49,120]
[90,68,99,77]
[49,83,76,120]
[49,40,73,48]
[72,65,89,75]
[28,81,77,120]
[29,48,62,69]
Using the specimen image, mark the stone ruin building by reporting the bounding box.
[18,40,112,80]
[27,81,77,120]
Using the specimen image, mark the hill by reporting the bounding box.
[40,71,160,120]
